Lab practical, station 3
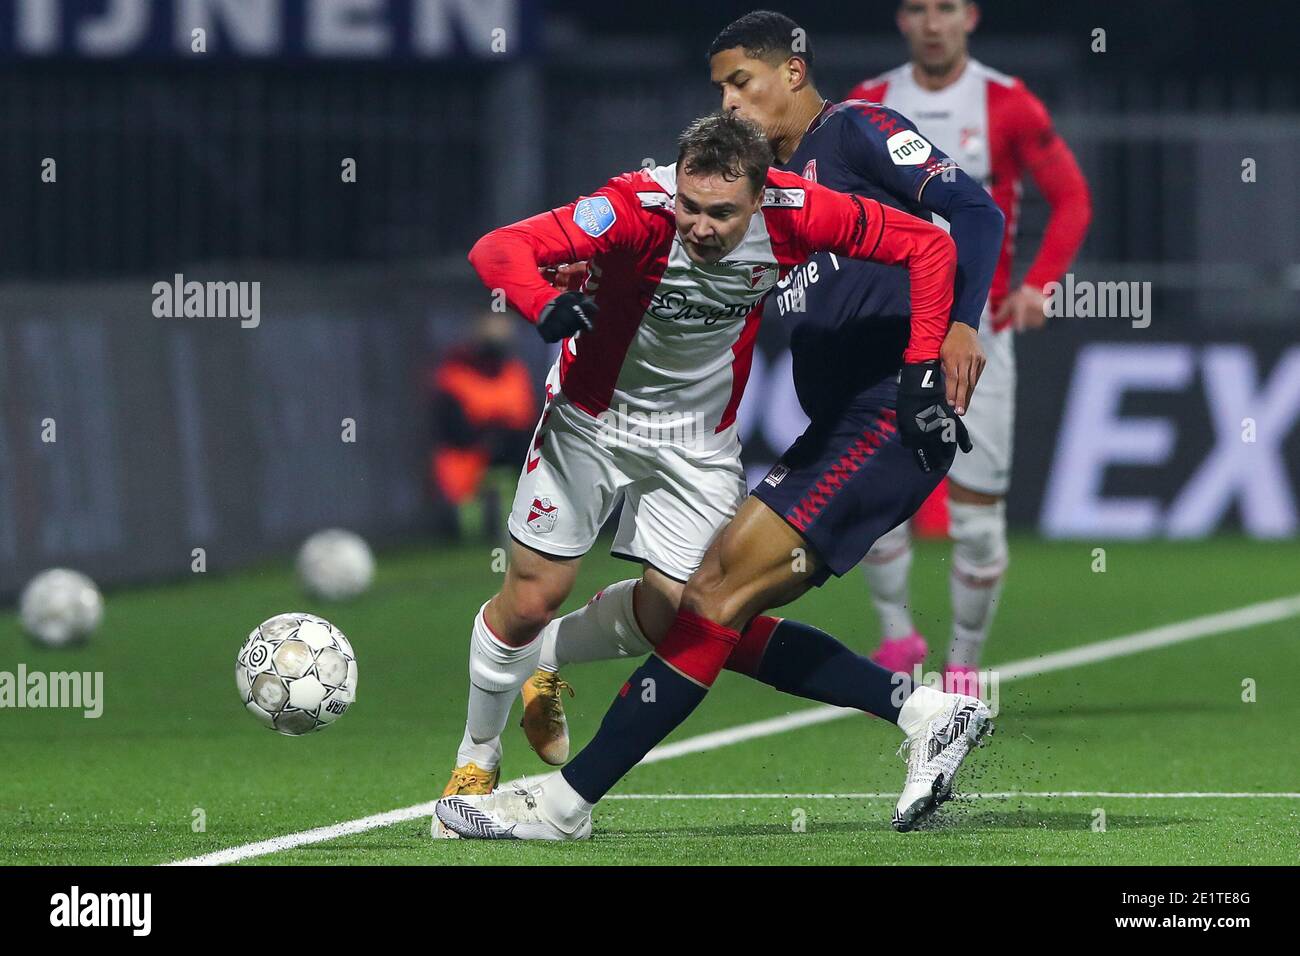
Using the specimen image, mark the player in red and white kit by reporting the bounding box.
[851,0,1092,691]
[441,112,958,801]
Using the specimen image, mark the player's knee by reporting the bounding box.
[679,572,720,622]
[494,576,569,640]
[634,573,683,645]
[679,563,733,627]
[949,500,1008,579]
[680,569,754,630]
[513,590,564,635]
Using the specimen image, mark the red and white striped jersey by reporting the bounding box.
[468,164,956,438]
[850,58,1091,325]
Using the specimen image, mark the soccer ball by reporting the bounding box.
[19,569,103,648]
[236,612,358,735]
[296,529,375,601]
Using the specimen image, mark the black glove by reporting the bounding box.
[536,291,597,343]
[897,360,972,473]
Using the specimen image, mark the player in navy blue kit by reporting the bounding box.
[693,7,1000,627]
[434,12,1007,840]
[739,59,1004,584]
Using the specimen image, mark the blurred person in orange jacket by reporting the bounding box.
[428,311,537,541]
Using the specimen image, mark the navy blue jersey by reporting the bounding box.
[768,100,1004,419]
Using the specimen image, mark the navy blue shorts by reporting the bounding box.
[751,378,953,585]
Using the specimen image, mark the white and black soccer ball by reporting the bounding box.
[296,529,375,601]
[236,612,358,736]
[19,569,104,648]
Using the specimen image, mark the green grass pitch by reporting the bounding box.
[2,536,1297,866]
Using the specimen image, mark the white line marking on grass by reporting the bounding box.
[992,592,1300,682]
[166,803,444,866]
[602,791,1300,800]
[167,592,1300,865]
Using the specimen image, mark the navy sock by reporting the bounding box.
[752,618,910,722]
[561,655,706,804]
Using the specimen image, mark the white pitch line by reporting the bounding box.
[991,592,1300,682]
[167,591,1300,866]
[166,803,444,866]
[602,791,1300,800]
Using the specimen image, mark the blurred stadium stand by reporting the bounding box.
[2,1,1297,594]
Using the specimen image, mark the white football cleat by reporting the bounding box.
[435,783,592,841]
[893,694,993,832]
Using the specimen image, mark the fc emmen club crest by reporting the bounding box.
[527,497,559,533]
[749,264,775,289]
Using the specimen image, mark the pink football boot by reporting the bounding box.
[871,632,928,674]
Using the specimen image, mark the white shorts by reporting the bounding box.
[507,384,746,582]
[948,325,1015,496]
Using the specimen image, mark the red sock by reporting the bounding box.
[724,615,783,677]
[655,609,740,687]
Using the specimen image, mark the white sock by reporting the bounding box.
[456,602,542,770]
[862,521,915,639]
[456,725,501,771]
[946,501,1008,668]
[540,771,595,831]
[896,684,948,737]
[537,578,653,672]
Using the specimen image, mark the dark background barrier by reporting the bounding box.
[0,270,438,595]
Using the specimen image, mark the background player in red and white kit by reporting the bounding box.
[442,112,959,801]
[851,0,1092,691]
